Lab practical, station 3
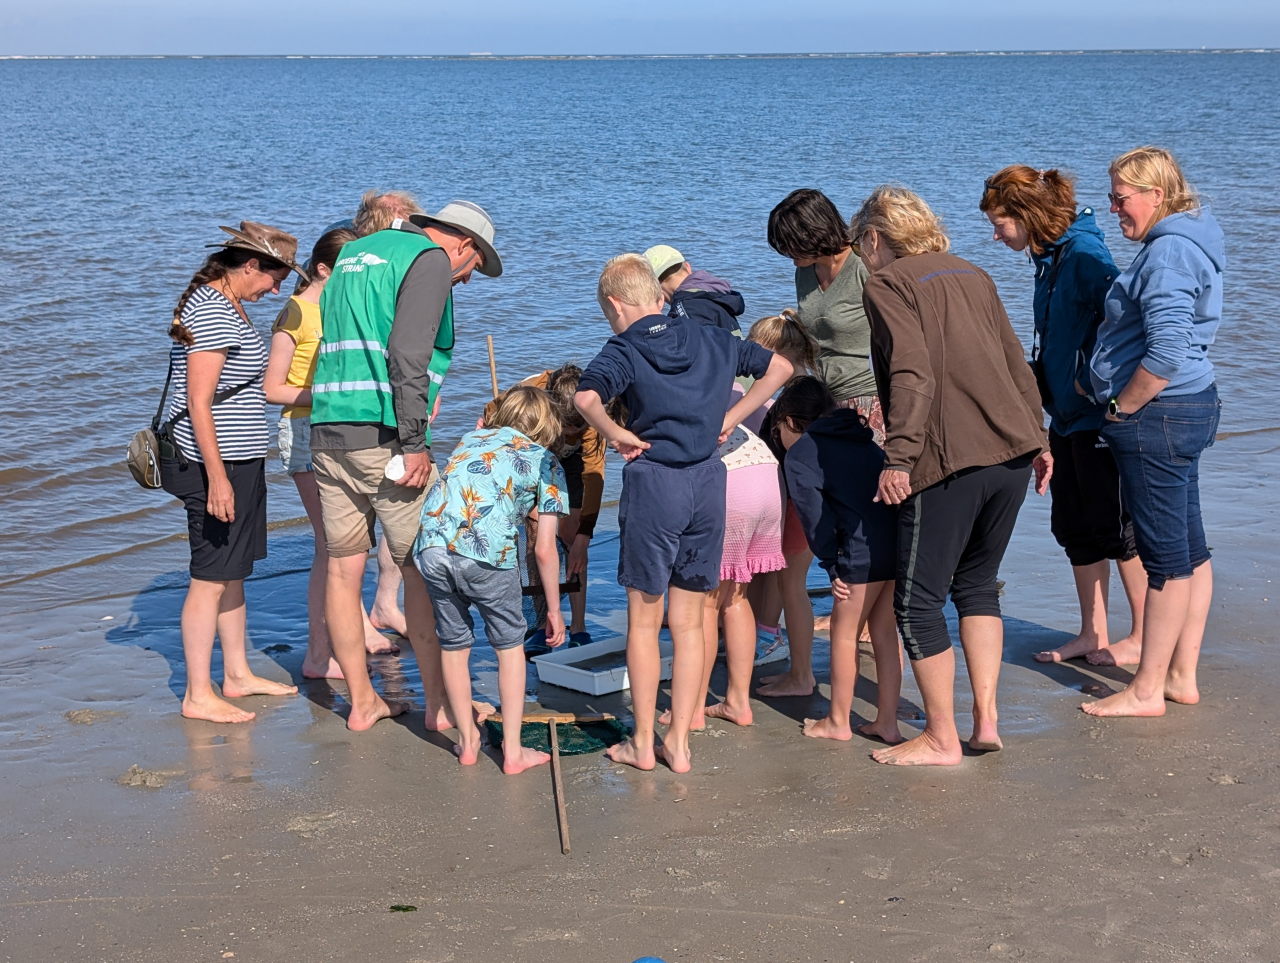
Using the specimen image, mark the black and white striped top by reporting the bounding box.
[166,286,269,462]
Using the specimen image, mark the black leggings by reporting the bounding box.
[896,455,1032,661]
[1047,428,1137,567]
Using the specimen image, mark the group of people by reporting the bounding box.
[155,143,1223,774]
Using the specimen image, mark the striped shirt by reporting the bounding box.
[166,286,269,462]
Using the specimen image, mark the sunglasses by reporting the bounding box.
[1107,187,1151,207]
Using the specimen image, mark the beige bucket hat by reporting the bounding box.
[410,200,503,277]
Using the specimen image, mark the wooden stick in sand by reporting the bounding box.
[549,720,571,855]
[487,334,499,399]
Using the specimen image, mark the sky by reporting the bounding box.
[2,0,1278,55]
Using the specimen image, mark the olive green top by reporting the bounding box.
[794,254,877,401]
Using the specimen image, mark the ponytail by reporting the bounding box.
[747,308,818,374]
[979,165,1077,254]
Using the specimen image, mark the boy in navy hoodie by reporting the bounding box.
[575,254,792,773]
[643,244,747,335]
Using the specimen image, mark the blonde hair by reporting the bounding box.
[1109,146,1199,227]
[850,185,950,257]
[353,189,424,236]
[490,385,562,449]
[597,253,663,309]
[748,309,817,373]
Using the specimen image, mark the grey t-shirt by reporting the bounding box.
[795,255,877,401]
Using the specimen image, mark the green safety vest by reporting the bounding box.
[312,229,454,446]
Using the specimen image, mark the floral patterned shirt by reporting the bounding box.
[414,427,568,569]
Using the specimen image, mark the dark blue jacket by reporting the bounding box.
[579,313,772,467]
[668,270,745,335]
[1032,209,1117,434]
[783,409,897,584]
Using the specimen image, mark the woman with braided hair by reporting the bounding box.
[160,221,306,723]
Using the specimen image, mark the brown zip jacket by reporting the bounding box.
[862,252,1046,493]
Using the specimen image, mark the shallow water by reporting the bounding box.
[0,52,1276,648]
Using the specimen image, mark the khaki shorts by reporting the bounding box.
[312,445,435,566]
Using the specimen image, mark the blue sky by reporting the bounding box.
[3,0,1277,55]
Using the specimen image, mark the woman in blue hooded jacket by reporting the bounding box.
[981,166,1146,666]
[1083,146,1224,719]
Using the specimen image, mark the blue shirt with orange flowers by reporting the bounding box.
[414,426,568,569]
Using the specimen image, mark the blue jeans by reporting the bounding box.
[1100,385,1220,590]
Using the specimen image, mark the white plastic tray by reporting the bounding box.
[532,635,673,696]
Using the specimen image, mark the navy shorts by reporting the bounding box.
[618,458,727,596]
[415,546,526,651]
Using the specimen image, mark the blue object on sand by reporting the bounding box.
[631,958,669,963]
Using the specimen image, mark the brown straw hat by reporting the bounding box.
[207,221,309,281]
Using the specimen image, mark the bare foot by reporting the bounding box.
[473,700,497,722]
[803,715,853,740]
[453,726,483,766]
[221,674,299,699]
[1086,637,1142,666]
[1081,686,1166,718]
[182,692,256,724]
[503,746,551,774]
[968,714,1002,751]
[347,697,408,732]
[755,674,817,698]
[656,743,692,774]
[363,631,401,656]
[705,701,753,726]
[1034,634,1105,663]
[871,730,962,766]
[301,657,344,680]
[425,699,497,731]
[369,604,408,638]
[658,707,706,730]
[605,737,656,771]
[1165,672,1200,705]
[855,720,903,745]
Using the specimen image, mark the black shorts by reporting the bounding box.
[561,450,585,510]
[161,457,267,581]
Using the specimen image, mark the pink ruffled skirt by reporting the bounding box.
[721,462,786,583]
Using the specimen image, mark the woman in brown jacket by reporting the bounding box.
[850,185,1052,766]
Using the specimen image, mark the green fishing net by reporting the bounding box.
[483,718,629,755]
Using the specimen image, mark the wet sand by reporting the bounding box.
[2,432,1278,963]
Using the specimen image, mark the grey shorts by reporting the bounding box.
[415,546,525,651]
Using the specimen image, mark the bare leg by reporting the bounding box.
[705,581,755,726]
[1087,555,1149,666]
[855,583,903,743]
[293,473,344,679]
[495,646,550,774]
[1083,561,1210,716]
[400,562,453,731]
[369,536,408,637]
[756,548,817,696]
[655,586,707,773]
[562,511,589,637]
[661,590,718,729]
[959,614,1003,751]
[803,587,862,741]
[872,646,963,766]
[1036,560,1111,662]
[217,578,298,699]
[180,578,256,723]
[606,589,663,771]
[327,553,405,731]
[441,647,482,765]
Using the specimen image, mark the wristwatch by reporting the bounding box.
[1108,398,1126,419]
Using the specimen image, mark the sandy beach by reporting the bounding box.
[1,429,1276,963]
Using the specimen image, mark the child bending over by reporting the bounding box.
[574,254,792,773]
[772,377,902,744]
[413,386,568,774]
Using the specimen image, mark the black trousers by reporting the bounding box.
[1048,428,1137,567]
[896,455,1032,661]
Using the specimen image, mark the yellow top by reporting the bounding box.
[272,296,322,418]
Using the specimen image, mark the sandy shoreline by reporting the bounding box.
[2,432,1278,963]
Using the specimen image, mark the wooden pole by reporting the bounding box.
[487,334,499,399]
[549,720,571,855]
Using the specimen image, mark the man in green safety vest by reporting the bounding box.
[310,199,503,732]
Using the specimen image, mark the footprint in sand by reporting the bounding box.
[66,709,125,725]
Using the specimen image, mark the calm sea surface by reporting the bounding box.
[1,53,1277,622]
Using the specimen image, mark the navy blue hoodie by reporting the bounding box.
[579,313,772,467]
[783,409,897,584]
[1032,209,1117,435]
[668,270,746,335]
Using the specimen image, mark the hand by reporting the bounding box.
[430,392,442,425]
[718,413,736,446]
[566,533,590,577]
[609,429,651,462]
[206,474,236,523]
[1033,450,1054,495]
[874,468,912,505]
[399,450,434,488]
[546,610,567,648]
[831,578,851,602]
